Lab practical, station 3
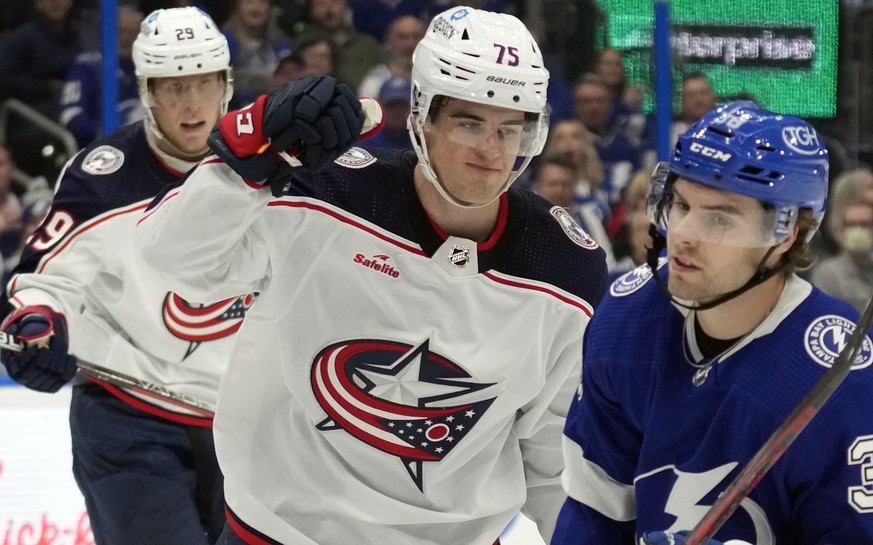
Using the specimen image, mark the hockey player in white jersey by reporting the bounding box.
[552,101,873,544]
[0,7,247,545]
[137,6,608,545]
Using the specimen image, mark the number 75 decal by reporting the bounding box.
[493,43,519,66]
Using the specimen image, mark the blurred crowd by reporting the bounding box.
[0,0,870,314]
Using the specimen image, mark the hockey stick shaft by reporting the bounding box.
[684,296,873,545]
[0,330,215,418]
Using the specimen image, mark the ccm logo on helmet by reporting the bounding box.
[486,76,526,87]
[782,126,821,155]
[689,142,732,162]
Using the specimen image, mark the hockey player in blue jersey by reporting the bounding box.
[137,6,608,545]
[0,7,244,545]
[552,101,873,545]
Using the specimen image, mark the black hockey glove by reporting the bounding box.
[209,75,366,189]
[0,305,77,393]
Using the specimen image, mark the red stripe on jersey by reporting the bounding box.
[483,271,595,317]
[88,378,213,427]
[34,201,151,275]
[268,199,426,256]
[225,506,283,545]
[425,193,509,252]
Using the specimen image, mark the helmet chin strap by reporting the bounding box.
[645,224,789,311]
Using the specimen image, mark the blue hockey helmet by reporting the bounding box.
[648,101,829,244]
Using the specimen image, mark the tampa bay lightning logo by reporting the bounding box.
[450,8,470,20]
[804,315,873,370]
[311,339,497,491]
[610,259,667,297]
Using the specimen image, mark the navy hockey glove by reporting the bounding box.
[209,75,366,188]
[0,306,77,393]
[642,531,750,545]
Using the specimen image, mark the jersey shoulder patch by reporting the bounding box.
[609,258,666,297]
[550,206,598,249]
[334,147,377,169]
[82,145,125,175]
[803,314,873,370]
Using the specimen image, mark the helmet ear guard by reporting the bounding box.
[408,6,550,207]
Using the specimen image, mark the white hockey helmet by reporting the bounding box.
[409,6,550,207]
[133,7,233,119]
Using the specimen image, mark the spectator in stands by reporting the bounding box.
[59,2,144,148]
[609,167,654,280]
[532,153,616,270]
[811,168,873,312]
[670,71,717,147]
[2,184,52,284]
[0,0,93,120]
[363,75,413,150]
[573,72,644,208]
[358,15,425,99]
[222,0,293,108]
[292,0,383,90]
[294,35,336,76]
[594,47,639,109]
[271,35,336,89]
[0,0,96,176]
[0,144,23,262]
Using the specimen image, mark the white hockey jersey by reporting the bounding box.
[3,122,251,424]
[137,147,608,544]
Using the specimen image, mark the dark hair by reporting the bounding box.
[777,208,818,273]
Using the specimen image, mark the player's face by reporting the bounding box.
[149,72,224,156]
[665,179,780,303]
[424,99,527,206]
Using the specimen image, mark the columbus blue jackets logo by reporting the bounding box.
[162,292,257,356]
[804,315,873,370]
[550,206,598,249]
[82,145,124,175]
[334,147,376,169]
[311,339,497,491]
[610,259,666,297]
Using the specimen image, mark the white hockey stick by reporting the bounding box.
[0,330,215,418]
[683,296,873,545]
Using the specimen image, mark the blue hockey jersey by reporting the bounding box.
[556,263,873,544]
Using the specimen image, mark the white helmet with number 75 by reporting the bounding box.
[409,6,550,207]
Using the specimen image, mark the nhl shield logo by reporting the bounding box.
[804,315,873,370]
[449,244,470,268]
[82,145,124,175]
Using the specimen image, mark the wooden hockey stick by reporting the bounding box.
[0,330,215,418]
[683,296,873,545]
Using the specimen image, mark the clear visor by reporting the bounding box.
[148,75,226,110]
[647,163,797,248]
[424,115,541,157]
